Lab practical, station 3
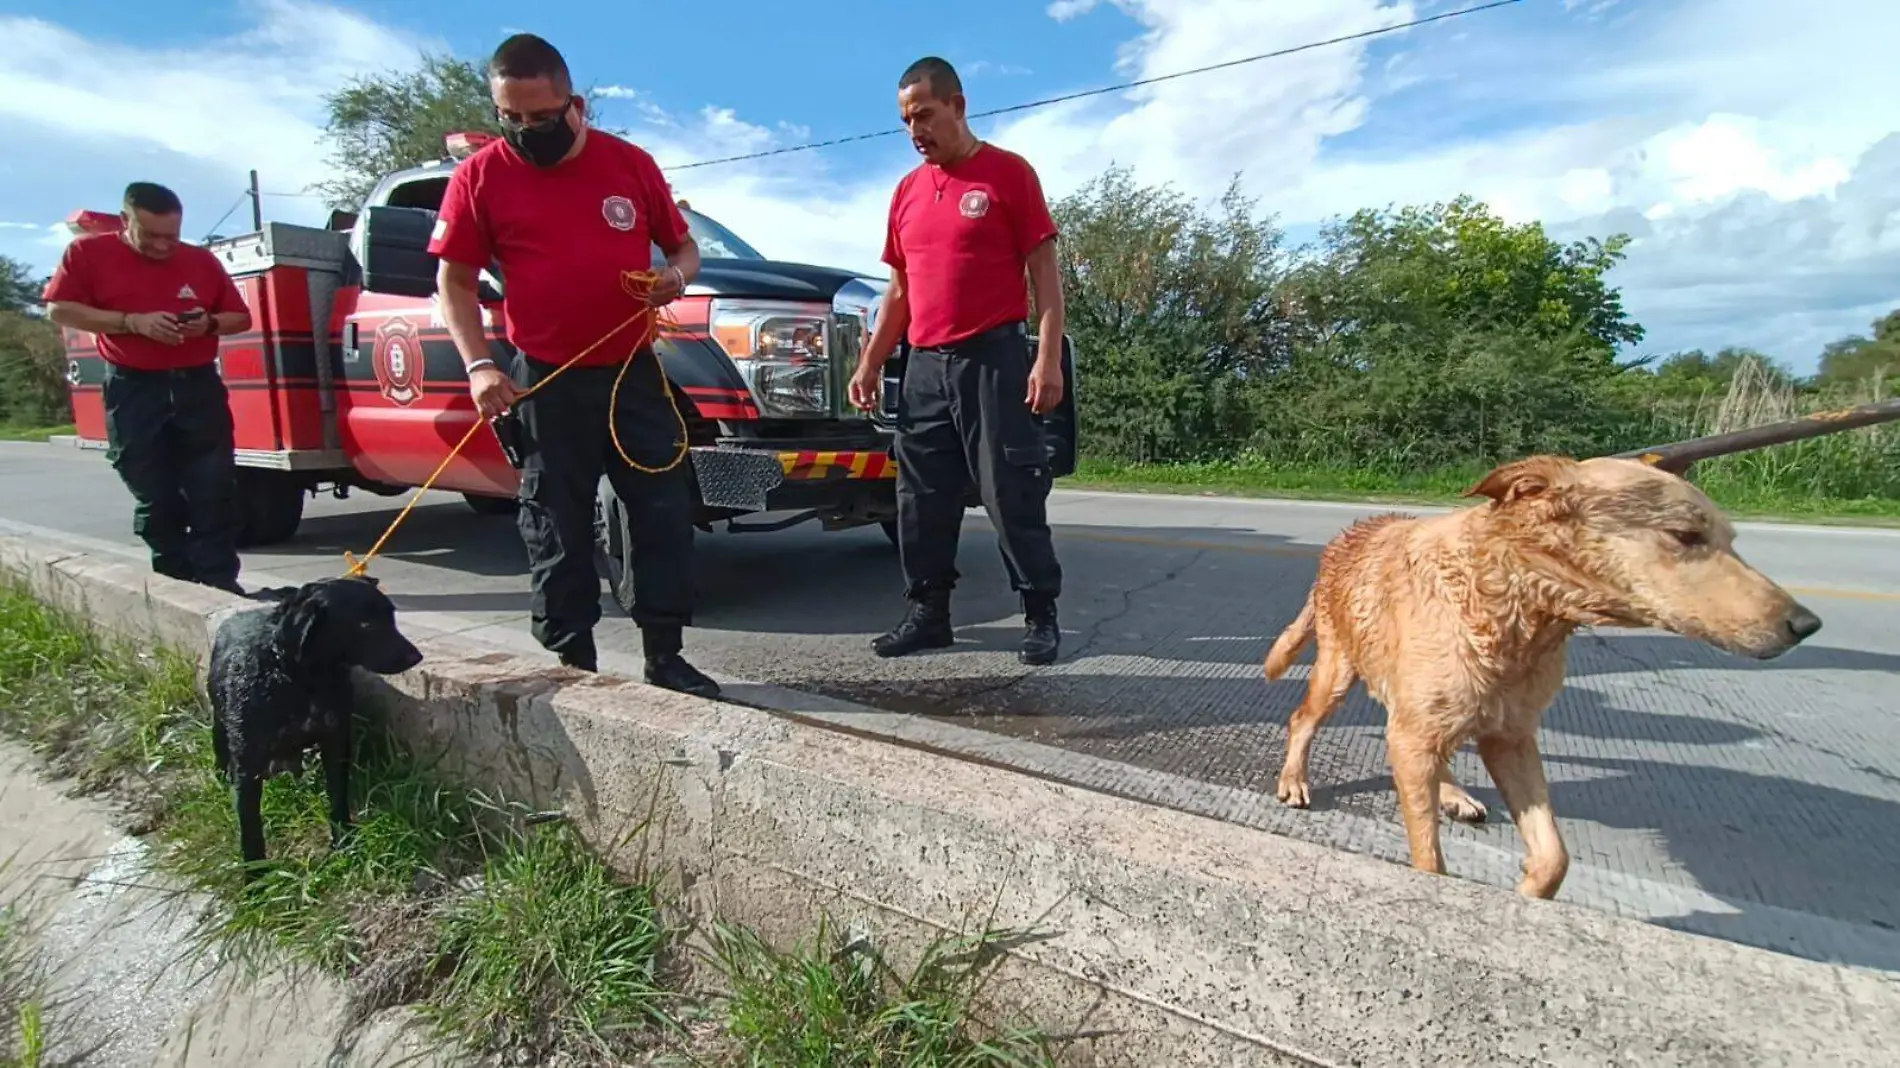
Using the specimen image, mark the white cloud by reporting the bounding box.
[0,0,437,202]
[7,0,1899,374]
[1047,0,1104,22]
[0,222,43,231]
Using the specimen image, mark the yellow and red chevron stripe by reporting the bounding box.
[778,449,898,480]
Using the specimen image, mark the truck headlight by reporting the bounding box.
[710,299,830,418]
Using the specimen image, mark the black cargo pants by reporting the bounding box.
[892,322,1062,600]
[509,349,695,659]
[100,362,241,592]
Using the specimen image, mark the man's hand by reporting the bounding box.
[469,366,522,419]
[849,361,882,411]
[1026,355,1063,414]
[177,309,212,338]
[127,312,183,345]
[646,266,686,308]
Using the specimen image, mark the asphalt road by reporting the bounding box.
[6,439,1900,973]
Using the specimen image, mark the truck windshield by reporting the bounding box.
[682,208,765,261]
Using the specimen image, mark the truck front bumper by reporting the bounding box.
[691,445,897,514]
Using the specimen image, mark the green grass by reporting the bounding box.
[1068,456,1900,525]
[0,903,51,1068]
[710,918,1059,1068]
[0,425,71,444]
[1070,360,1900,525]
[0,580,1066,1067]
[0,579,675,1064]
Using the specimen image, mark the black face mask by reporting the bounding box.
[502,100,577,168]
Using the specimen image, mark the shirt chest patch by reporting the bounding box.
[176,283,198,301]
[958,189,991,219]
[602,195,638,232]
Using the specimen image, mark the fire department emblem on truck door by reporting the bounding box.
[373,317,424,407]
[602,195,637,232]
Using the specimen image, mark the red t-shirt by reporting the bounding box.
[881,143,1059,350]
[41,233,248,371]
[429,129,690,368]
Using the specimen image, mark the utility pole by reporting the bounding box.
[248,169,263,231]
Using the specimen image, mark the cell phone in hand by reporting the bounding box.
[176,310,205,323]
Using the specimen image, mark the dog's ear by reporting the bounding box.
[1466,455,1578,506]
[275,587,327,664]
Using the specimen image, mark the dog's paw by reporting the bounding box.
[1276,776,1312,809]
[1439,788,1488,824]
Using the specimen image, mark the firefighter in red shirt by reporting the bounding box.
[849,57,1067,666]
[430,33,719,698]
[43,181,252,595]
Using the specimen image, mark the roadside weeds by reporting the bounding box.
[0,579,1062,1067]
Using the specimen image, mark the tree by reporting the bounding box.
[312,53,632,210]
[0,309,67,427]
[1279,195,1644,369]
[1048,165,1287,461]
[0,254,45,315]
[1815,308,1900,386]
[1649,347,1794,396]
[311,53,504,209]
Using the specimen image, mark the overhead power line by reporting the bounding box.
[200,190,251,242]
[664,0,1525,173]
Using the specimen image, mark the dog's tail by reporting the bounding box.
[1264,591,1317,680]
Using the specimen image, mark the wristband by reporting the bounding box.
[670,266,686,291]
[465,358,497,375]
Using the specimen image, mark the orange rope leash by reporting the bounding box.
[343,269,690,579]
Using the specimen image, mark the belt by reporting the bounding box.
[105,361,220,379]
[914,321,1026,355]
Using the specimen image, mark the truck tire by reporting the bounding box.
[463,493,518,516]
[594,479,638,617]
[233,469,305,547]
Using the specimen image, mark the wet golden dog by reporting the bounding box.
[1263,454,1821,900]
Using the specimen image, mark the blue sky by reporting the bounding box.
[5,0,1898,375]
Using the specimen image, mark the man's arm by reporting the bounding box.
[208,262,252,337]
[861,268,911,374]
[45,301,133,335]
[848,267,909,412]
[437,260,491,370]
[1027,238,1064,366]
[648,236,700,307]
[1013,153,1066,414]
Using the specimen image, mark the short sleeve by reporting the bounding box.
[209,258,250,315]
[634,148,691,254]
[880,177,908,271]
[428,162,491,268]
[41,239,95,305]
[1009,156,1059,258]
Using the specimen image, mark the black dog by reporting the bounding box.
[207,574,423,874]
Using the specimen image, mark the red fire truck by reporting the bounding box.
[58,131,1078,612]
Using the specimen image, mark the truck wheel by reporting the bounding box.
[233,470,305,547]
[594,480,638,617]
[463,493,518,516]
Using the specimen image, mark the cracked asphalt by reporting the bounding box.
[5,440,1900,973]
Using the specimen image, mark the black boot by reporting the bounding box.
[1020,594,1059,666]
[872,588,954,658]
[558,632,598,673]
[642,625,721,698]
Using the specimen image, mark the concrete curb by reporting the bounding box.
[3,533,1897,1067]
